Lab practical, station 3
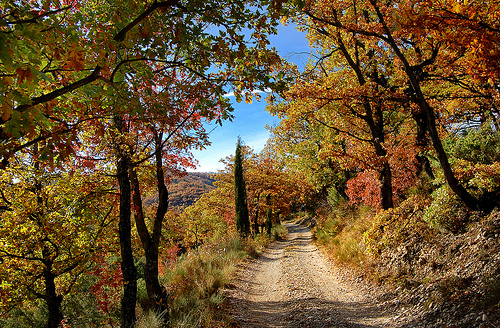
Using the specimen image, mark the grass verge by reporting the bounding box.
[313,203,373,266]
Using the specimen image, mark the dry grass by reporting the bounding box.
[145,225,287,328]
[314,203,373,266]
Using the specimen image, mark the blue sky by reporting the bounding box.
[189,23,311,172]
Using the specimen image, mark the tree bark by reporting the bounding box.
[114,114,138,328]
[116,154,137,328]
[379,162,394,210]
[43,259,63,328]
[130,168,169,316]
[424,107,479,209]
[130,133,169,317]
[265,194,272,235]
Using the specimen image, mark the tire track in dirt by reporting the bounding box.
[228,223,397,327]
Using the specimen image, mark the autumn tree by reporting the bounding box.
[110,114,137,327]
[0,154,115,328]
[127,75,230,317]
[215,141,314,233]
[0,0,284,163]
[178,186,235,247]
[266,122,351,208]
[234,137,250,236]
[268,17,416,209]
[245,145,313,229]
[279,0,500,211]
[77,69,237,324]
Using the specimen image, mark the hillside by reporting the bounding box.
[167,172,216,211]
[144,172,215,212]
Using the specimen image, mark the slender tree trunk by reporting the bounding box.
[425,107,479,209]
[265,194,272,235]
[130,168,169,316]
[116,154,137,328]
[130,133,169,317]
[412,109,435,179]
[114,114,137,328]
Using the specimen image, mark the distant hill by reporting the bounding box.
[144,172,216,212]
[167,172,216,211]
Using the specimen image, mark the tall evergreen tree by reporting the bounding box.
[234,138,250,236]
[265,194,273,235]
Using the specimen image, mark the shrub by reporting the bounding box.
[0,300,47,328]
[271,224,288,240]
[136,309,168,328]
[423,186,469,233]
[447,124,500,165]
[61,275,110,327]
[445,125,500,204]
[364,195,431,253]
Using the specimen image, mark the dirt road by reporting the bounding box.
[228,223,398,328]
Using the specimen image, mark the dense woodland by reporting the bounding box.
[1,0,500,327]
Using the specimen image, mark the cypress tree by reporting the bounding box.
[234,137,250,236]
[265,194,272,235]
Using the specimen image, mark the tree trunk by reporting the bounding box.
[265,194,272,235]
[366,105,394,210]
[116,154,138,328]
[130,167,169,316]
[43,260,63,328]
[379,162,393,210]
[130,133,169,317]
[113,113,138,328]
[425,107,479,209]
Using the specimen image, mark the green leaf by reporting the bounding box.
[0,35,13,70]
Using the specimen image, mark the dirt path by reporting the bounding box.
[228,223,398,328]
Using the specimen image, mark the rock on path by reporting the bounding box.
[228,223,398,327]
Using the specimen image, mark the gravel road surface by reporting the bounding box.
[228,223,398,327]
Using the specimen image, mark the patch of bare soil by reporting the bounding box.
[227,223,398,327]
